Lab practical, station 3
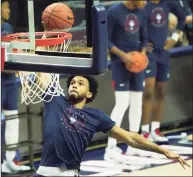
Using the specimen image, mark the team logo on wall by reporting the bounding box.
[124,14,139,34]
[62,108,86,132]
[151,7,166,27]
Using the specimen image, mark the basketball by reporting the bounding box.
[125,51,148,73]
[42,3,74,31]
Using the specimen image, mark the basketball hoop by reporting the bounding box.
[1,31,72,105]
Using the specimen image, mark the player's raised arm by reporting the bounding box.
[186,15,192,24]
[108,125,190,169]
[36,72,53,91]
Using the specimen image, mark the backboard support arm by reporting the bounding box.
[11,0,35,50]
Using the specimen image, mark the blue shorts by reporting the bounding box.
[1,83,19,110]
[111,60,145,91]
[145,50,170,82]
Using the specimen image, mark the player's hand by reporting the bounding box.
[121,52,135,70]
[142,53,149,66]
[164,150,190,169]
[146,43,154,53]
[164,39,176,51]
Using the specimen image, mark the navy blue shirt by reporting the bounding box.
[145,0,186,50]
[107,3,148,60]
[1,22,17,85]
[40,95,115,170]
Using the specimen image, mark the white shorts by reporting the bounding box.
[36,166,79,176]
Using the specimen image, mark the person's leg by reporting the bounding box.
[152,82,167,123]
[124,71,144,155]
[107,91,130,148]
[129,71,145,133]
[141,60,157,139]
[107,61,130,149]
[3,83,19,163]
[1,84,6,164]
[2,83,31,173]
[1,113,6,164]
[150,61,170,142]
[105,60,130,162]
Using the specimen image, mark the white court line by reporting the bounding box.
[81,160,146,171]
[82,170,122,176]
[81,166,120,173]
[160,145,192,154]
[122,155,172,165]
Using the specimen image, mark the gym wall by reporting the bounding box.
[6,0,192,157]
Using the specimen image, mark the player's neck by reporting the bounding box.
[124,2,135,10]
[151,0,160,4]
[72,100,86,109]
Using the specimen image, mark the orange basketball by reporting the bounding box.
[125,51,148,73]
[42,3,74,31]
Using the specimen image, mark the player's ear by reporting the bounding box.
[86,92,93,99]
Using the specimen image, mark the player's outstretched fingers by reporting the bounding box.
[178,157,191,169]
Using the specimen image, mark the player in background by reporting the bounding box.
[168,0,192,47]
[168,13,186,47]
[34,73,189,176]
[104,0,148,160]
[141,0,186,143]
[1,0,30,173]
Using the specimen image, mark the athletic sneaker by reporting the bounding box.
[124,146,153,157]
[104,146,125,164]
[141,131,153,141]
[1,160,31,173]
[150,129,168,142]
[123,146,138,156]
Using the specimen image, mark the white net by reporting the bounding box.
[2,32,72,105]
[19,72,64,105]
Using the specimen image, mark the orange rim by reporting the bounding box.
[1,31,72,47]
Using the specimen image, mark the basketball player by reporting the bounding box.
[1,0,30,173]
[35,74,189,176]
[168,13,185,47]
[168,1,192,47]
[168,13,178,33]
[141,0,186,142]
[104,0,148,159]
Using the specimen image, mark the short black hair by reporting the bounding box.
[66,75,99,103]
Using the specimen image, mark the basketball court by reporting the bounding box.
[1,0,192,176]
[1,128,192,176]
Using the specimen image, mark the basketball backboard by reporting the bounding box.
[1,0,109,75]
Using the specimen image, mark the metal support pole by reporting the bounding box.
[27,106,34,169]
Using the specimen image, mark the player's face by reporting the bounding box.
[1,1,11,21]
[168,13,178,32]
[68,76,93,103]
[126,0,146,9]
[150,0,160,4]
[134,0,146,9]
